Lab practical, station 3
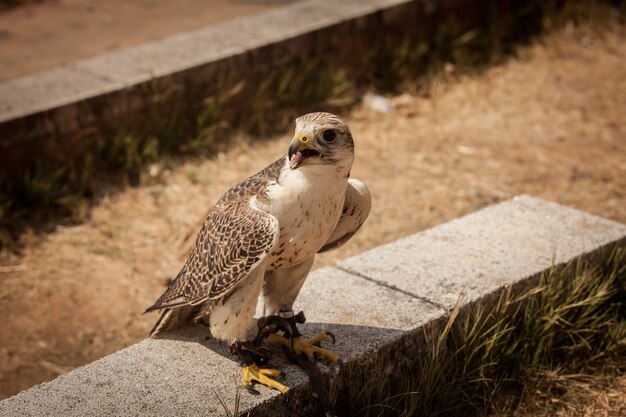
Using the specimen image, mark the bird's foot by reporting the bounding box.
[255,311,341,363]
[255,312,339,415]
[230,341,287,394]
[230,340,272,365]
[268,331,340,363]
[242,364,288,394]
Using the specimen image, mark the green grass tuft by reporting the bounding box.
[331,249,626,416]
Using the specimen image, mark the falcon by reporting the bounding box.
[146,112,371,393]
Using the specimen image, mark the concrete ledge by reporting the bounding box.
[339,195,626,309]
[0,0,409,122]
[1,195,624,416]
[0,0,476,172]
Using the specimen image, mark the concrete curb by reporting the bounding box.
[0,0,411,123]
[1,195,624,416]
[0,0,478,174]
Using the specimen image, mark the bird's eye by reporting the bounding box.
[322,130,336,142]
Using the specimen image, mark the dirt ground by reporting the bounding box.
[0,12,625,412]
[493,357,626,417]
[0,0,296,81]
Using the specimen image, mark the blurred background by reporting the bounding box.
[0,0,624,413]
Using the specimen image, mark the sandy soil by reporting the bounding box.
[0,0,296,81]
[0,16,624,406]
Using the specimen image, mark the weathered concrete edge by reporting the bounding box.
[0,0,412,122]
[1,0,421,119]
[339,194,626,310]
[1,196,624,416]
[0,0,480,169]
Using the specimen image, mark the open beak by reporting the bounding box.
[288,134,321,170]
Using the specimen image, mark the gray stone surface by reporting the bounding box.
[0,0,412,123]
[2,196,624,416]
[78,0,415,86]
[0,329,264,417]
[339,195,626,309]
[292,267,444,359]
[0,66,116,122]
[0,268,442,417]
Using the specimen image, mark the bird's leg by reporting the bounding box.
[230,341,288,394]
[257,311,340,364]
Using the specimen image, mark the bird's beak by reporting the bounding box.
[288,132,321,170]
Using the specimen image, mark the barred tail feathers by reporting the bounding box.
[149,302,212,337]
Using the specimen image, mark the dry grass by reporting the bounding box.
[493,359,626,417]
[0,1,624,408]
[330,252,626,417]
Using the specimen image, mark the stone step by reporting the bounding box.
[1,195,624,416]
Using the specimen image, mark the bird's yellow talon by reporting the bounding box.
[258,368,282,377]
[242,364,289,394]
[268,332,340,363]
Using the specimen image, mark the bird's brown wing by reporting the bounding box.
[146,199,279,312]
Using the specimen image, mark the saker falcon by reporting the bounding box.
[146,112,371,393]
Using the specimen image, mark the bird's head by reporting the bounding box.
[288,112,354,170]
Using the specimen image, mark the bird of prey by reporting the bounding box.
[146,112,371,393]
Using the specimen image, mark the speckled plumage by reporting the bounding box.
[147,112,371,343]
